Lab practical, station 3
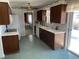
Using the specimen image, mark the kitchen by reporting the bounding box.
[0,0,79,59]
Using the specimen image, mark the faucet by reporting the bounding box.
[55,26,58,30]
[6,25,9,32]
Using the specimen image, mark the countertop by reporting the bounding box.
[2,31,19,36]
[39,25,65,34]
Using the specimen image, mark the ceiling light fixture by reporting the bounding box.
[27,3,32,10]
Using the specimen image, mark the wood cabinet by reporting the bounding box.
[0,2,10,25]
[37,10,46,22]
[50,4,67,24]
[2,35,19,54]
[39,28,65,50]
[34,26,36,35]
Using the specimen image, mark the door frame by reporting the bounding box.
[65,12,73,49]
[66,12,79,56]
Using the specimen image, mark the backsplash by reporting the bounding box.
[0,25,6,35]
[51,23,66,31]
[44,23,66,31]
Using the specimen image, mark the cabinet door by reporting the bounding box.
[37,10,46,22]
[37,10,42,22]
[50,5,61,23]
[0,2,10,25]
[2,35,19,54]
[50,4,67,24]
[47,31,54,49]
[39,28,45,42]
[50,7,54,22]
[39,28,55,49]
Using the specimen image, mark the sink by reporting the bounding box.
[5,29,17,32]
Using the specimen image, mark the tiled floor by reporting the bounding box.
[5,28,79,59]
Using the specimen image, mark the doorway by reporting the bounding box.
[24,13,33,35]
[67,12,79,55]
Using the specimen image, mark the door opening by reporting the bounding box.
[67,12,79,56]
[24,13,33,34]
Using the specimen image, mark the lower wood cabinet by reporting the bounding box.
[2,35,19,54]
[39,28,65,50]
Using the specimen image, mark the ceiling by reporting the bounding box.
[9,0,59,9]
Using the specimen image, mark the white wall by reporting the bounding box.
[7,15,16,29]
[8,15,22,37]
[7,9,26,36]
[32,10,37,26]
[67,1,79,12]
[0,0,9,2]
[32,10,38,35]
[0,26,6,35]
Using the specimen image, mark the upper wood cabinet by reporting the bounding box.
[0,2,10,25]
[37,10,46,22]
[50,4,67,24]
